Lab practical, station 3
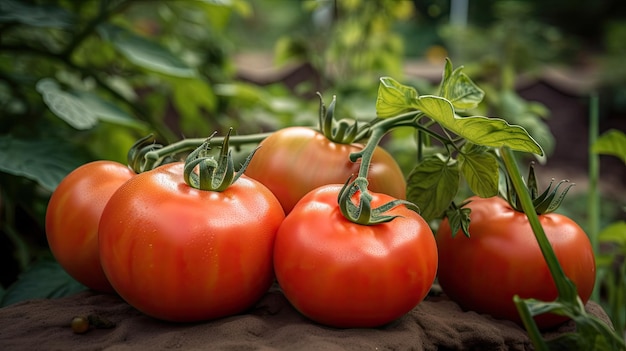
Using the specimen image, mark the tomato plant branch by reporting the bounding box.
[500,146,576,298]
[501,146,626,350]
[338,117,419,225]
[138,132,272,171]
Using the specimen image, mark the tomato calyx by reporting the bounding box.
[317,93,360,144]
[504,162,575,215]
[127,134,169,173]
[183,128,257,192]
[338,175,418,225]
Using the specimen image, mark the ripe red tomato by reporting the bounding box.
[273,184,438,328]
[45,161,135,293]
[244,126,406,213]
[436,196,596,329]
[98,162,285,322]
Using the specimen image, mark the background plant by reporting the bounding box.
[590,126,626,336]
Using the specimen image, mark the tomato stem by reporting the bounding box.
[129,132,271,173]
[317,93,360,144]
[337,115,419,225]
[500,146,577,300]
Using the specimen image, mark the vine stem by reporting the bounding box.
[349,112,423,177]
[499,146,577,298]
[587,93,600,302]
[143,132,272,164]
[500,146,581,349]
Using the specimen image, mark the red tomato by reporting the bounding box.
[244,127,406,213]
[436,196,596,329]
[45,161,135,293]
[98,162,285,322]
[273,184,438,328]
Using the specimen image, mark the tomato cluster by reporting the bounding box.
[45,125,594,330]
[45,127,434,326]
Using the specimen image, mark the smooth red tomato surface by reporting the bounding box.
[436,196,596,329]
[273,184,438,328]
[244,126,406,213]
[98,162,285,322]
[45,160,135,293]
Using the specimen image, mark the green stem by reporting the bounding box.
[587,93,600,302]
[417,130,424,163]
[513,296,549,351]
[350,127,388,179]
[144,132,272,165]
[353,111,419,141]
[500,146,577,299]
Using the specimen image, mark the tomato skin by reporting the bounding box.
[45,160,135,293]
[436,196,596,329]
[245,127,406,213]
[98,162,285,322]
[273,184,438,328]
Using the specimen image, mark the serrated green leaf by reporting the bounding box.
[592,129,626,163]
[1,257,87,307]
[406,155,460,222]
[459,145,499,197]
[438,58,484,110]
[414,95,544,155]
[36,79,98,130]
[97,24,195,78]
[0,136,90,192]
[376,77,419,118]
[0,0,74,28]
[71,91,147,130]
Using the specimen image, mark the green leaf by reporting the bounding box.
[458,144,499,197]
[376,77,419,118]
[0,136,90,192]
[36,79,147,131]
[195,0,247,30]
[438,58,485,110]
[36,79,98,130]
[97,24,195,78]
[414,95,544,155]
[0,0,74,28]
[406,155,460,222]
[445,205,472,238]
[592,129,626,163]
[171,77,217,137]
[598,221,626,247]
[499,91,554,157]
[71,91,147,130]
[1,257,87,307]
